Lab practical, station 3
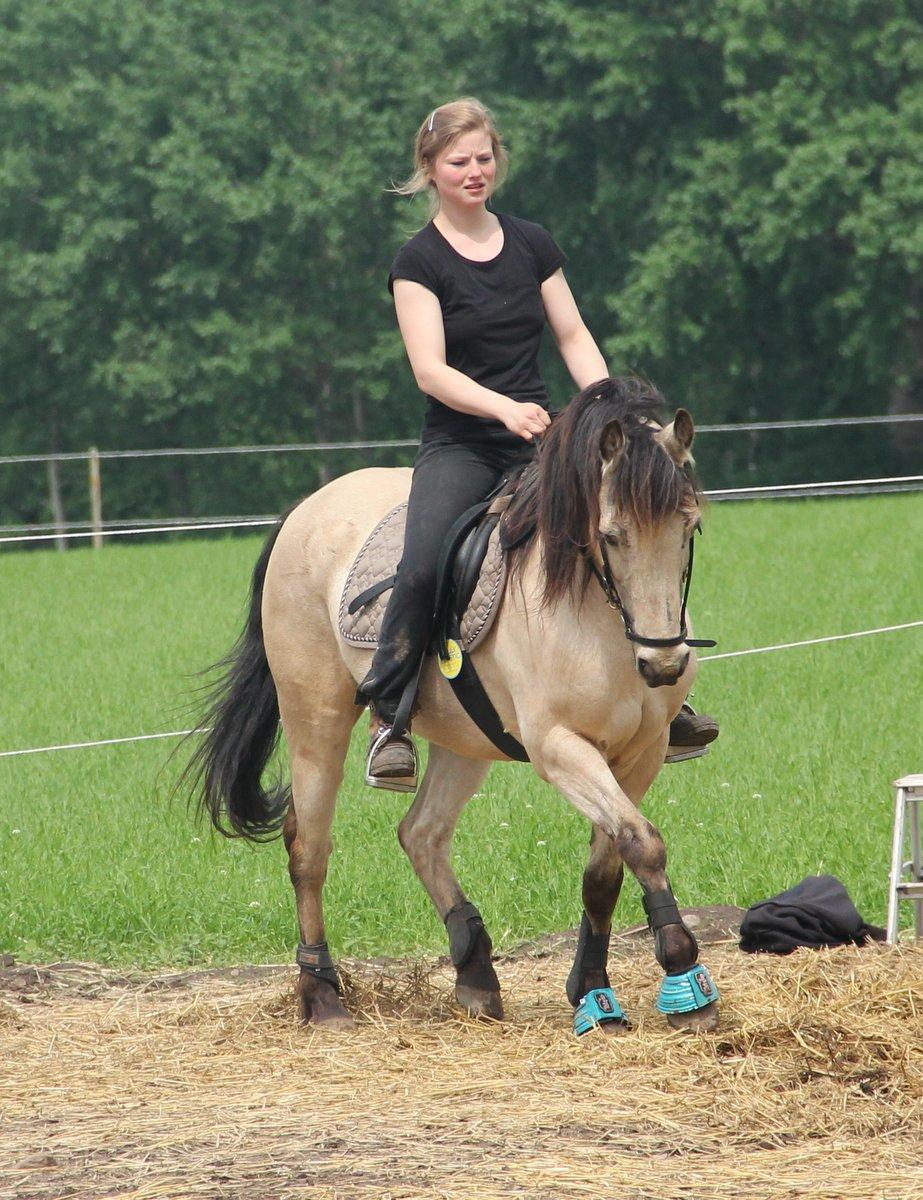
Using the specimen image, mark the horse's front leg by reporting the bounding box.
[565,741,671,1008]
[565,823,626,1029]
[534,726,718,1032]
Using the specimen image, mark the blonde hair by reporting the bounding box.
[389,97,510,220]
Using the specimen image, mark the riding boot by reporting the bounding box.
[365,708,418,793]
[665,703,719,764]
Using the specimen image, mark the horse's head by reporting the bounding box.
[595,407,701,687]
[506,376,704,689]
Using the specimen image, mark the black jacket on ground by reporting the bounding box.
[739,875,886,954]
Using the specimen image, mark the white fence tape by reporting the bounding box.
[2,413,921,466]
[0,729,198,759]
[1,620,919,761]
[0,518,276,545]
[3,475,922,546]
[698,620,923,662]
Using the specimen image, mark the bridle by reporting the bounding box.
[585,524,716,650]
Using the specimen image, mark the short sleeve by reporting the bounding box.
[529,223,567,282]
[387,243,441,298]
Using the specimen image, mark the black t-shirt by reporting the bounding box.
[387,211,566,446]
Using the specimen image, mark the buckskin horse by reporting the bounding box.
[187,376,720,1035]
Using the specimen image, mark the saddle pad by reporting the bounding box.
[338,501,507,651]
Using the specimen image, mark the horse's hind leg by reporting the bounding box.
[278,678,360,1028]
[397,745,502,1020]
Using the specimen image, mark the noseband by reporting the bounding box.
[585,528,716,650]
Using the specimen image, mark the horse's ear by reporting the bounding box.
[657,408,695,465]
[600,419,625,470]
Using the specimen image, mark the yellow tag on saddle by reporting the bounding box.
[438,638,464,679]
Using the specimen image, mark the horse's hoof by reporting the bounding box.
[297,977,354,1028]
[666,1001,719,1033]
[312,1011,356,1031]
[456,985,504,1020]
[579,1016,630,1037]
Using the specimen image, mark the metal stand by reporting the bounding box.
[886,774,923,944]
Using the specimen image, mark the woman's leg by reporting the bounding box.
[359,439,512,723]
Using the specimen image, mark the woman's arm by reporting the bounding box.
[392,279,549,440]
[541,270,609,389]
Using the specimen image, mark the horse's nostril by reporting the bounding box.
[636,655,685,688]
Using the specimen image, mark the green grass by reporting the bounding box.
[1,493,921,967]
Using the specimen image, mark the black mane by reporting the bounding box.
[503,376,699,606]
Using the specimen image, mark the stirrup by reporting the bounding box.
[573,987,630,1036]
[665,703,714,763]
[665,745,711,764]
[364,726,418,793]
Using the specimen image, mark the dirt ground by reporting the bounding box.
[2,909,921,1200]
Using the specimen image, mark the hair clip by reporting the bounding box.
[427,109,437,132]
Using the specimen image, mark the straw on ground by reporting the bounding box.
[2,939,921,1199]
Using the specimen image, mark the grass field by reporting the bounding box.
[1,493,921,968]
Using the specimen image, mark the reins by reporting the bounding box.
[585,529,716,650]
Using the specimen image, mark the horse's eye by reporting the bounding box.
[603,531,621,547]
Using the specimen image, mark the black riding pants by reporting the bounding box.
[357,437,534,724]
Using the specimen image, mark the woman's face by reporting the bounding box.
[429,128,497,208]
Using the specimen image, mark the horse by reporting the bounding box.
[187,376,720,1035]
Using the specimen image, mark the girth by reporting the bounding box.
[427,477,530,761]
[433,503,530,761]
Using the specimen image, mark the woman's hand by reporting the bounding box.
[499,399,551,441]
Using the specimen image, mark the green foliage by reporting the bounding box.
[0,1,920,525]
[607,2,923,438]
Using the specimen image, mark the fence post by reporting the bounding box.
[88,447,103,548]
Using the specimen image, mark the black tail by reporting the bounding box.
[182,514,294,841]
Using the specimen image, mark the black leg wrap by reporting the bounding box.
[642,887,683,930]
[642,886,699,973]
[566,912,611,1007]
[296,941,341,994]
[444,901,486,969]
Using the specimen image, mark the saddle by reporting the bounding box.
[339,472,532,760]
[337,501,507,654]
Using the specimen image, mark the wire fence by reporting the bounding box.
[2,473,921,547]
[1,619,920,760]
[2,414,920,549]
[2,413,921,467]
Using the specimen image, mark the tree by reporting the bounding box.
[1,0,919,527]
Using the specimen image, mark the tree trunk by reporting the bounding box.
[888,288,923,468]
[315,368,334,487]
[352,389,366,440]
[46,418,67,552]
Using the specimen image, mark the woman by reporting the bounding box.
[358,98,716,790]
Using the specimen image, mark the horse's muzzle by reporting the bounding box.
[635,649,690,688]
